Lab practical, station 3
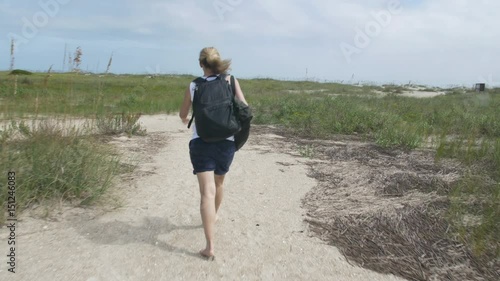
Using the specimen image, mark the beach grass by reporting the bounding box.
[0,70,498,261]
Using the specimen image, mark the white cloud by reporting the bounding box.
[1,0,499,85]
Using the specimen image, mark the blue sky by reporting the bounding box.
[1,0,499,87]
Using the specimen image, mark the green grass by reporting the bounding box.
[0,119,121,224]
[447,175,500,259]
[0,72,193,117]
[0,71,498,261]
[436,134,500,260]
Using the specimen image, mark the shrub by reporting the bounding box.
[9,69,33,75]
[0,120,120,224]
[95,112,146,136]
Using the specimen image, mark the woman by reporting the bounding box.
[179,47,248,260]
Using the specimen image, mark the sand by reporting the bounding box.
[0,114,405,281]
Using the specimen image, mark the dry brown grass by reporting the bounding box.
[298,138,499,280]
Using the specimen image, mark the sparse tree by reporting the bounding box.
[62,43,67,72]
[10,39,15,71]
[73,46,82,73]
[68,52,73,71]
[44,65,53,88]
[105,52,113,74]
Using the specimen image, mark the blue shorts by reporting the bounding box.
[189,138,236,175]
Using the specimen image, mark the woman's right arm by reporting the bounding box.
[179,85,191,125]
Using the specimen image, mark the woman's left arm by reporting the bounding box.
[232,77,248,105]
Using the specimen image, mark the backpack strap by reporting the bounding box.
[187,114,194,128]
[188,77,208,128]
[230,75,236,97]
[193,77,206,84]
[187,112,195,128]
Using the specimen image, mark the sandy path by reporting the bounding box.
[0,114,404,281]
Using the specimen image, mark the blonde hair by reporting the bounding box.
[199,47,231,74]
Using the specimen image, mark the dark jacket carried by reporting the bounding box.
[230,75,252,151]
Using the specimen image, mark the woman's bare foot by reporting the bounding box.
[199,249,215,261]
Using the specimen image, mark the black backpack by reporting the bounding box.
[188,74,241,142]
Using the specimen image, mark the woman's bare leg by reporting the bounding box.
[197,171,216,258]
[214,174,225,214]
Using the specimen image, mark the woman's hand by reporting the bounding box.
[181,117,190,125]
